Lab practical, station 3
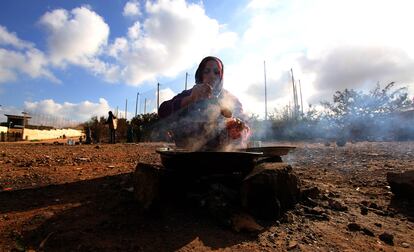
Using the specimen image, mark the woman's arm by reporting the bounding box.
[158,89,192,118]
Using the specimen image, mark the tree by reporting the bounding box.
[83,116,106,143]
[321,82,413,141]
[130,113,161,142]
[322,82,412,117]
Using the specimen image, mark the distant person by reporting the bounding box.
[158,56,250,150]
[106,111,117,144]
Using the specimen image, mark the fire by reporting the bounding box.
[226,117,249,140]
[220,117,251,151]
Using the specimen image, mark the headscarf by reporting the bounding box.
[195,56,224,85]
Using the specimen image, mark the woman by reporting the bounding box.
[158,56,250,150]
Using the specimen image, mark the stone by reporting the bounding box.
[302,196,319,208]
[133,163,168,210]
[361,227,375,237]
[230,212,264,232]
[304,213,330,221]
[374,223,382,228]
[301,186,320,200]
[287,240,298,250]
[360,205,368,215]
[387,170,414,199]
[240,162,300,220]
[328,198,348,211]
[379,232,394,246]
[347,222,361,231]
[281,212,295,223]
[369,202,379,209]
[303,206,325,216]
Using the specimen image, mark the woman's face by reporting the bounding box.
[202,60,222,89]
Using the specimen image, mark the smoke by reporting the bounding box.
[246,81,414,143]
[153,92,251,151]
[152,82,414,147]
[248,106,414,143]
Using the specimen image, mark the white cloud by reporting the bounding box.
[123,1,141,17]
[39,6,110,67]
[0,47,59,84]
[107,0,238,85]
[300,46,414,104]
[0,25,59,83]
[0,25,34,49]
[1,2,237,87]
[24,98,111,122]
[0,59,17,82]
[220,0,414,118]
[127,21,141,39]
[108,37,128,58]
[158,87,176,104]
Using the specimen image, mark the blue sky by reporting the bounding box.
[1,0,413,125]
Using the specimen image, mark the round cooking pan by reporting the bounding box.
[156,148,263,175]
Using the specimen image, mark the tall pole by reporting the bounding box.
[135,92,139,117]
[144,98,147,114]
[288,101,291,118]
[157,82,160,111]
[299,80,304,116]
[125,98,128,120]
[290,68,297,118]
[185,72,188,90]
[264,61,268,121]
[116,106,118,117]
[294,81,299,115]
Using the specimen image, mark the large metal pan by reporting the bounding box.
[241,146,296,157]
[156,147,263,175]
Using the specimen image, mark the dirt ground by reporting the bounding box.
[0,140,413,251]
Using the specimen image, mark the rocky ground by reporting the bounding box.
[0,140,413,251]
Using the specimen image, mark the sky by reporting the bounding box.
[0,0,413,125]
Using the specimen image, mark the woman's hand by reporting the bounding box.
[181,83,213,108]
[192,83,213,101]
[220,107,232,118]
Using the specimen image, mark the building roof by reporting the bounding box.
[4,114,32,119]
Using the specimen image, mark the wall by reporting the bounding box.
[0,126,7,133]
[23,128,83,141]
